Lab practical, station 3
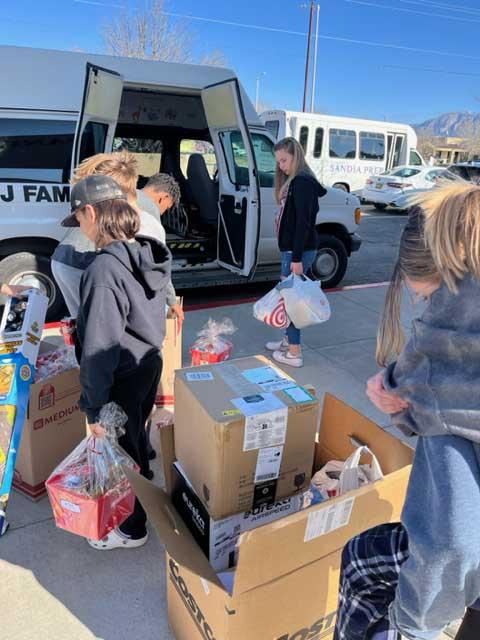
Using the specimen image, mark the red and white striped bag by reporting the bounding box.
[253,287,289,329]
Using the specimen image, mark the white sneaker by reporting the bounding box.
[265,336,289,352]
[272,350,303,368]
[87,528,148,550]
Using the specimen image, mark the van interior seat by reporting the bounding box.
[187,153,218,227]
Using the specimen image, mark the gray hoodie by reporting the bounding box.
[77,237,171,423]
[383,274,480,638]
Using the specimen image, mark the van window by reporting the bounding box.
[113,137,163,178]
[265,120,279,138]
[0,118,75,183]
[359,132,385,161]
[313,128,324,158]
[79,122,108,163]
[299,126,309,154]
[222,131,275,188]
[180,140,216,179]
[329,129,356,159]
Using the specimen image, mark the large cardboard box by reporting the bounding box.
[156,300,182,407]
[174,356,319,519]
[13,365,86,500]
[128,394,414,640]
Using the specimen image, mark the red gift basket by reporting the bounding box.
[190,318,236,366]
[46,402,138,540]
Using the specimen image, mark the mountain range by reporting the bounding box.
[414,112,480,138]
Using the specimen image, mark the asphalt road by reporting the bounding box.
[182,206,408,307]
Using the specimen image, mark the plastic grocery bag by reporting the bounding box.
[278,275,331,329]
[253,286,289,328]
[302,446,383,507]
[46,402,138,540]
[190,318,236,366]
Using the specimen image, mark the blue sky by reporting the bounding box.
[3,0,480,124]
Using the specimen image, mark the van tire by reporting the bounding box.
[332,183,349,192]
[374,203,388,211]
[312,235,348,289]
[0,252,65,322]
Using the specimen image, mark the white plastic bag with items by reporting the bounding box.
[303,446,383,507]
[278,275,330,329]
[253,286,289,329]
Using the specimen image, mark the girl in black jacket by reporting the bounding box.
[266,137,326,367]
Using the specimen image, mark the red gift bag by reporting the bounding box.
[46,403,139,540]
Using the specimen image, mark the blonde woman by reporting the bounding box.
[265,137,326,368]
[334,183,480,640]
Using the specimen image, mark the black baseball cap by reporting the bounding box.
[61,175,128,227]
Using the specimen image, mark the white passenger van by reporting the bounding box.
[0,46,362,319]
[260,110,424,194]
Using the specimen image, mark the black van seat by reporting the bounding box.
[187,154,218,227]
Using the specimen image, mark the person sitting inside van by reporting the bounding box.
[51,152,183,328]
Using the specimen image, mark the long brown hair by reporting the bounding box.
[80,199,140,248]
[73,151,138,204]
[274,137,315,204]
[376,181,480,366]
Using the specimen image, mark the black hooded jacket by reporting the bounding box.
[277,170,327,262]
[76,237,171,422]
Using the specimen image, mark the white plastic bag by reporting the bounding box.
[303,446,383,507]
[278,275,330,329]
[253,286,289,328]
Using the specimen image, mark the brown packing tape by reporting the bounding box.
[123,466,223,590]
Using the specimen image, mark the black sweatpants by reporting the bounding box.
[109,355,162,539]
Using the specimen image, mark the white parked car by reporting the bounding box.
[362,166,458,210]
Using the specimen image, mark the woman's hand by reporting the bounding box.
[0,283,35,297]
[88,422,106,438]
[366,371,409,415]
[290,262,304,276]
[170,303,184,334]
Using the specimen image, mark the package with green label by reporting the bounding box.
[174,355,319,520]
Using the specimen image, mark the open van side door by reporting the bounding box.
[71,63,123,176]
[201,79,261,277]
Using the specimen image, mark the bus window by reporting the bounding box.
[313,128,324,158]
[113,137,163,182]
[409,149,423,166]
[299,126,309,154]
[359,132,385,161]
[329,129,356,159]
[265,120,279,139]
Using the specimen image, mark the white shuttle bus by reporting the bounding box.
[260,110,424,193]
[0,47,362,319]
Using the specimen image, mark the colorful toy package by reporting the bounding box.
[0,352,35,535]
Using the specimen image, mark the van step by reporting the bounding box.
[172,264,280,289]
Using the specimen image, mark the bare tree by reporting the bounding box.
[103,0,227,66]
[417,135,437,162]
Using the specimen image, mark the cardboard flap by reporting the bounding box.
[124,467,222,589]
[231,468,410,595]
[317,394,414,474]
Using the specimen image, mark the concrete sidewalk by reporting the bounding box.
[0,285,457,640]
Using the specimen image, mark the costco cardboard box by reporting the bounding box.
[156,299,182,407]
[127,394,414,640]
[174,356,319,519]
[13,358,85,500]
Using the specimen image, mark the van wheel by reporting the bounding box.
[0,252,65,322]
[312,235,348,289]
[332,183,349,192]
[374,203,388,211]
